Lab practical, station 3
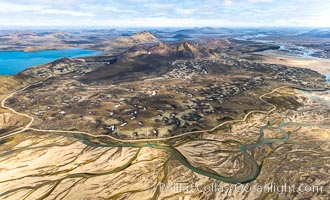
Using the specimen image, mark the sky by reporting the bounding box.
[0,0,329,28]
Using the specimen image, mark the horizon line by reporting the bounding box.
[0,25,329,30]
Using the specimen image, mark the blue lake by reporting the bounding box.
[0,48,101,75]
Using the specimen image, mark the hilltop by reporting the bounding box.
[177,41,211,58]
[129,31,160,43]
[91,31,160,53]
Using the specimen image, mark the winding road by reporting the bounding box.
[1,76,327,184]
[0,75,286,143]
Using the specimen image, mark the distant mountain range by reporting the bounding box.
[172,34,192,39]
[174,27,231,35]
[299,29,330,38]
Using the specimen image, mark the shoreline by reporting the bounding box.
[255,50,330,75]
[0,48,102,76]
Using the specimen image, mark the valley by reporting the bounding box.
[0,29,329,199]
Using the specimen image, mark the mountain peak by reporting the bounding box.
[130,31,159,43]
[177,41,199,54]
[115,31,159,44]
[177,41,211,58]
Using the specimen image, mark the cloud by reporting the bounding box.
[0,1,95,17]
[39,9,95,17]
[104,17,258,27]
[0,2,44,12]
[174,8,197,15]
[223,0,234,6]
[248,0,273,3]
[0,0,329,27]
